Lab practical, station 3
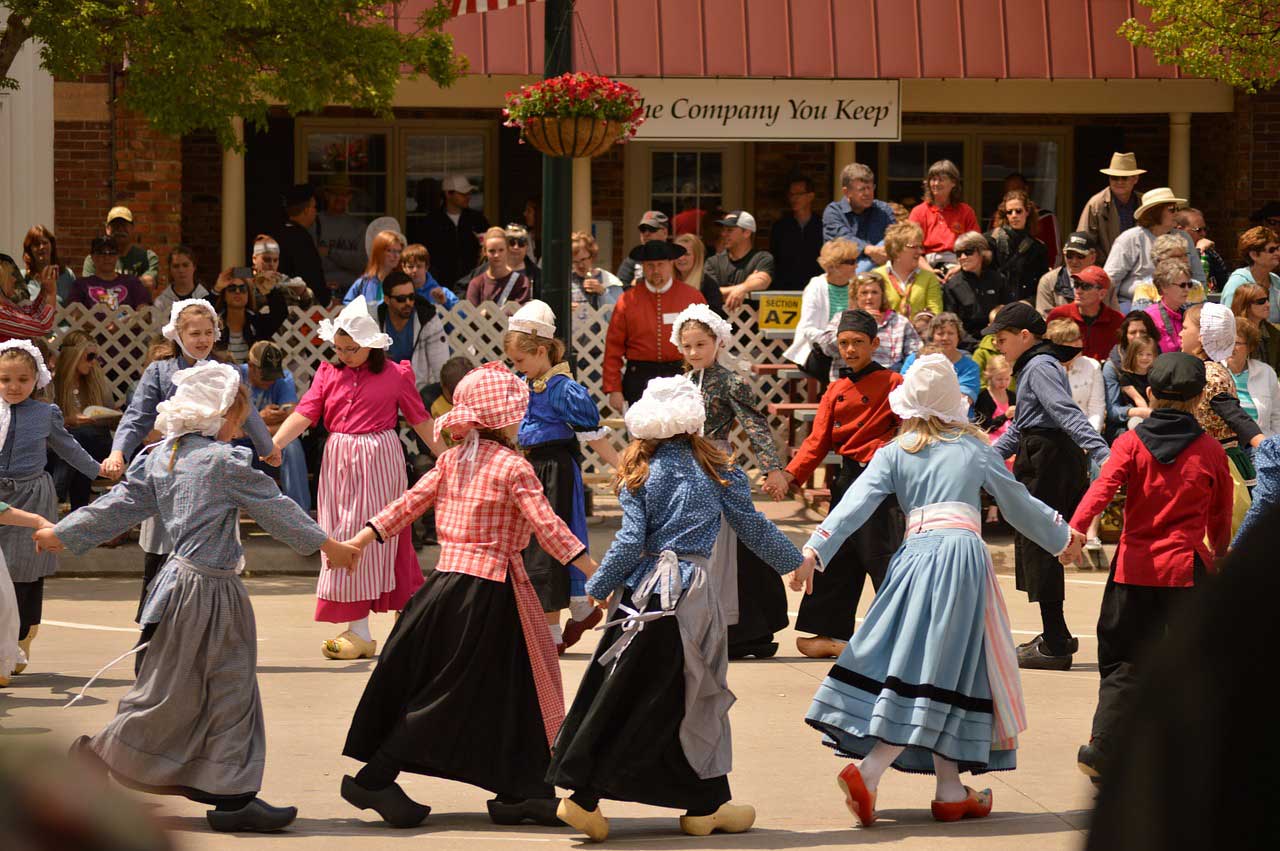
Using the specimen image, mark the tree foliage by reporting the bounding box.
[1120,0,1280,92]
[0,0,468,148]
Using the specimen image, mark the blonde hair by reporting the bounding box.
[153,303,224,361]
[504,328,566,364]
[884,221,925,260]
[1045,318,1082,346]
[897,416,989,454]
[1122,335,1159,372]
[674,234,705,290]
[54,330,110,416]
[615,435,730,494]
[1151,396,1199,413]
[984,354,1011,377]
[818,238,860,272]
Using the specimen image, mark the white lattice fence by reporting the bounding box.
[49,301,798,477]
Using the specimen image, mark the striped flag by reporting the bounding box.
[452,0,536,13]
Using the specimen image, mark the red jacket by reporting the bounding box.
[786,365,902,481]
[1046,302,1126,362]
[602,280,705,392]
[1070,428,1232,587]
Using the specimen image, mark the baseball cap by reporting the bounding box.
[90,235,118,255]
[1071,266,1111,290]
[250,341,286,382]
[1062,231,1095,255]
[1148,352,1206,401]
[982,302,1046,337]
[443,175,477,195]
[717,211,757,233]
[106,205,133,224]
[638,210,670,231]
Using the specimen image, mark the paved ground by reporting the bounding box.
[1,493,1105,849]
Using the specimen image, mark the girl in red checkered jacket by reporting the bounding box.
[336,361,599,831]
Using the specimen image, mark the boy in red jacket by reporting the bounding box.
[774,309,904,658]
[1067,352,1232,782]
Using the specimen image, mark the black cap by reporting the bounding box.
[1062,231,1095,255]
[837,309,878,339]
[283,183,315,206]
[982,302,1046,337]
[252,343,286,382]
[1149,352,1206,401]
[1250,201,1280,223]
[90,235,118,255]
[629,240,687,262]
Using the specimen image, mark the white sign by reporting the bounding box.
[621,78,900,142]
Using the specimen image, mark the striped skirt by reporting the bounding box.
[314,430,423,622]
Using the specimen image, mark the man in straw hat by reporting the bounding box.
[1077,153,1146,265]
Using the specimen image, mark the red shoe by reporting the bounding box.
[931,787,992,822]
[562,608,603,651]
[836,764,877,827]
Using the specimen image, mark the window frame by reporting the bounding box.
[623,141,745,246]
[294,117,500,227]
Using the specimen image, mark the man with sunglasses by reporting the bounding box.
[376,271,448,394]
[1036,231,1098,316]
[1047,266,1126,361]
[1174,207,1228,291]
[615,211,670,287]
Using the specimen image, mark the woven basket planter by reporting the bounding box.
[522,116,625,158]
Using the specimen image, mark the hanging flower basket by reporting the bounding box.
[504,72,644,159]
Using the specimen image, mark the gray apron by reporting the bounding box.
[0,471,58,582]
[91,556,266,796]
[707,439,740,625]
[597,551,735,780]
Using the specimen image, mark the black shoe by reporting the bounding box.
[341,775,430,828]
[1077,742,1104,783]
[487,797,564,826]
[1018,633,1078,655]
[205,798,297,833]
[1016,633,1043,651]
[728,641,778,660]
[1017,636,1072,671]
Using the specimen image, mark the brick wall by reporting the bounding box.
[181,131,223,277]
[53,121,113,264]
[111,104,183,267]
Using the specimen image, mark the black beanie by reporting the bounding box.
[837,309,878,339]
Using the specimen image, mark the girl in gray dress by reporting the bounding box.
[36,363,359,833]
[0,338,107,676]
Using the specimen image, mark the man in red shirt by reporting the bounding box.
[775,310,905,658]
[1046,266,1126,361]
[1067,352,1231,782]
[603,241,706,410]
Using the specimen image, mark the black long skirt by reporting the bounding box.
[522,441,585,612]
[548,590,732,813]
[1012,427,1088,603]
[726,542,789,651]
[343,569,555,799]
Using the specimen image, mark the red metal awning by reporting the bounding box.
[417,0,1180,80]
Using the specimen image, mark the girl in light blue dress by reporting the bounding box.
[795,353,1082,827]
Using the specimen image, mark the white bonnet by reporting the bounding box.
[0,339,52,388]
[669,303,732,350]
[889,353,971,426]
[508,299,557,338]
[624,375,706,440]
[153,362,243,438]
[318,296,393,350]
[1196,301,1236,363]
[162,298,221,344]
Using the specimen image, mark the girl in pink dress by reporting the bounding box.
[272,297,444,659]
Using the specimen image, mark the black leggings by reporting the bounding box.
[12,579,43,641]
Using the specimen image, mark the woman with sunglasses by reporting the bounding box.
[1221,227,1280,323]
[52,331,121,509]
[503,224,541,294]
[945,231,1012,340]
[785,238,861,379]
[1230,283,1280,374]
[984,190,1049,302]
[211,268,288,364]
[1144,259,1196,354]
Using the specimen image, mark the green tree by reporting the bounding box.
[1120,0,1280,92]
[0,0,468,148]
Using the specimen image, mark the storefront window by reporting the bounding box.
[884,140,964,208]
[981,140,1059,225]
[404,132,487,237]
[304,131,389,227]
[650,151,722,237]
